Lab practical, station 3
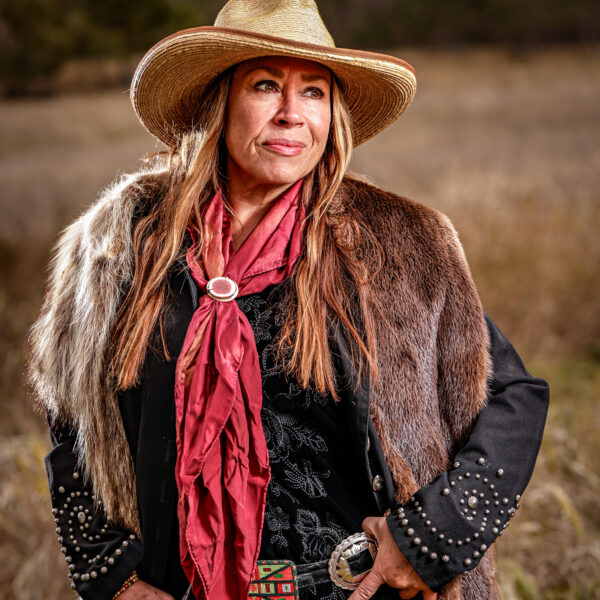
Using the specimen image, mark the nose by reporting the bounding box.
[274,90,303,128]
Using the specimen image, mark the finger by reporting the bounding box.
[347,567,384,600]
[422,588,438,600]
[398,589,419,600]
[361,516,378,537]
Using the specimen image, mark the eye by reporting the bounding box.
[254,80,279,93]
[303,86,326,100]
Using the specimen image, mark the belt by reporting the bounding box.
[180,532,378,599]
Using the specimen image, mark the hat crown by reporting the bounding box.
[214,0,335,48]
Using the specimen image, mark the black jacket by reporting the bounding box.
[45,260,549,599]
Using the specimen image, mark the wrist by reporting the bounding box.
[113,571,139,599]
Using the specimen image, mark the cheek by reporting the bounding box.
[309,105,332,151]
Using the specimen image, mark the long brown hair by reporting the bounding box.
[111,66,382,399]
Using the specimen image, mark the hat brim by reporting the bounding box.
[130,27,417,148]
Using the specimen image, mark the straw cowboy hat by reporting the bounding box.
[130,0,417,148]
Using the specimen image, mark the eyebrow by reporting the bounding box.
[243,65,330,84]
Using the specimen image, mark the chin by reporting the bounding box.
[254,165,310,187]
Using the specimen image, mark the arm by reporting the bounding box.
[45,420,142,600]
[384,315,549,591]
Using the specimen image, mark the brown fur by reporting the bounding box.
[28,170,495,597]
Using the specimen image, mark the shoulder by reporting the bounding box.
[338,174,466,272]
[58,164,169,264]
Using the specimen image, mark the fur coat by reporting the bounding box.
[28,166,495,599]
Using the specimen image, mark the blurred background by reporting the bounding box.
[1,0,599,598]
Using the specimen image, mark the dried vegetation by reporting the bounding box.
[1,46,599,598]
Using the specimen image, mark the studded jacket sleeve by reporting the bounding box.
[385,315,549,592]
[44,422,142,600]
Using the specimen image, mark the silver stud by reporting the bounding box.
[57,536,63,543]
[61,547,67,554]
[473,533,479,539]
[483,477,489,483]
[425,520,431,526]
[71,583,76,590]
[115,549,122,556]
[457,540,463,546]
[129,534,136,540]
[453,461,460,469]
[91,571,97,579]
[108,558,115,565]
[407,528,415,536]
[72,472,79,479]
[73,573,80,580]
[457,476,463,481]
[430,527,437,533]
[58,486,65,494]
[468,496,479,509]
[497,469,504,477]
[502,497,509,505]
[450,481,456,487]
[372,475,384,491]
[477,458,485,465]
[101,567,108,574]
[447,538,453,545]
[465,472,471,478]
[420,546,428,554]
[412,537,421,545]
[401,519,409,526]
[475,474,481,479]
[442,555,450,563]
[493,527,499,534]
[464,558,472,566]
[480,544,487,551]
[465,537,471,543]
[442,488,450,496]
[438,533,445,540]
[429,552,438,560]
[77,512,86,524]
[516,494,521,501]
[473,550,480,558]
[494,519,502,526]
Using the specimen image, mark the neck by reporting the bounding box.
[226,175,298,251]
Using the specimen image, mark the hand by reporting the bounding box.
[118,579,175,599]
[348,516,438,600]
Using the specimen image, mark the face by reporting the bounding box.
[224,55,332,191]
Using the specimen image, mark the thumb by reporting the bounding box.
[361,516,379,539]
[347,567,384,600]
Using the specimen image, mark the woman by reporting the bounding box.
[28,1,549,599]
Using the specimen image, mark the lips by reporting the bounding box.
[262,138,306,156]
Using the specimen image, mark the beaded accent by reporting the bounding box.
[113,571,139,598]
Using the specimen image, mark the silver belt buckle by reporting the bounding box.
[328,532,378,590]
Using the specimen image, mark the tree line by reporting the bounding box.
[1,0,598,96]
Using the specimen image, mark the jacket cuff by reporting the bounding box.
[45,436,142,600]
[385,456,521,592]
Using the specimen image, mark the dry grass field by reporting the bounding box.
[1,46,599,598]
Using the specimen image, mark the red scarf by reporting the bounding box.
[174,179,305,599]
